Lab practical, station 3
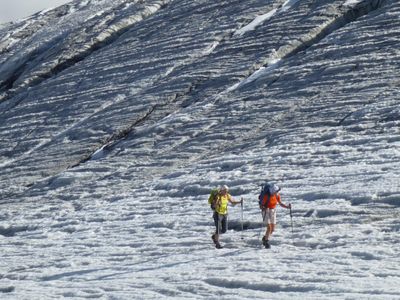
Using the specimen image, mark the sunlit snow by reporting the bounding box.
[0,0,399,299]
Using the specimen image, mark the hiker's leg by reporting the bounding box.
[270,209,277,238]
[213,212,220,240]
[220,215,228,234]
[265,209,277,239]
[267,224,275,239]
[264,209,272,237]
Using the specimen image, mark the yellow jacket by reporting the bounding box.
[215,193,232,215]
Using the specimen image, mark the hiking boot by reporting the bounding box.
[262,236,270,248]
[215,241,223,249]
[211,234,218,244]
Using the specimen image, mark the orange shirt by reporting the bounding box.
[262,193,281,209]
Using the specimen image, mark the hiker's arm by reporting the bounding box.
[278,195,292,209]
[229,196,242,205]
[278,199,291,209]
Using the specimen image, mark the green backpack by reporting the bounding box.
[208,188,219,210]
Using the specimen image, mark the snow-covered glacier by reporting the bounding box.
[0,0,399,298]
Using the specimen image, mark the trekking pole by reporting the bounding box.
[216,213,221,249]
[217,213,220,237]
[289,204,294,244]
[258,209,267,242]
[240,198,244,239]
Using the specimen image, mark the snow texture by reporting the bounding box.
[0,0,399,299]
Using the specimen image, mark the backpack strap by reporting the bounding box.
[262,193,271,209]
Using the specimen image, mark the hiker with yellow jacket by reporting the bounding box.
[208,185,242,249]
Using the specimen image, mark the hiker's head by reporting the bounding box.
[220,185,229,194]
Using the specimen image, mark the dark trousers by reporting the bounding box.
[213,212,228,234]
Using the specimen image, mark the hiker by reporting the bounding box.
[259,183,291,248]
[210,185,242,249]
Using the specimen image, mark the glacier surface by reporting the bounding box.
[0,0,399,298]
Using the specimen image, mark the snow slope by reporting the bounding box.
[0,0,399,299]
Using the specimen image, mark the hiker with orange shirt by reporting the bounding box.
[259,183,291,249]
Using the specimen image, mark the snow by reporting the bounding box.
[343,0,364,6]
[227,56,281,92]
[234,9,278,36]
[234,0,300,36]
[0,0,399,299]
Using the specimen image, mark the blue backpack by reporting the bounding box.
[258,183,280,208]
